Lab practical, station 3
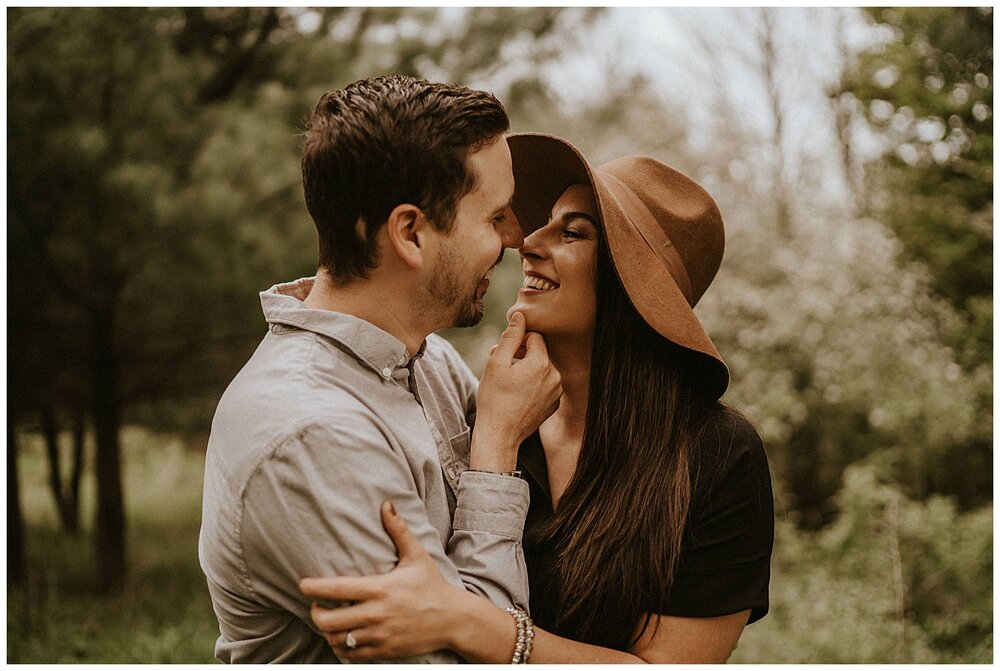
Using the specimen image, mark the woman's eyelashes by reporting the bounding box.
[562,223,599,241]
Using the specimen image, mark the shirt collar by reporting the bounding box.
[260,277,427,379]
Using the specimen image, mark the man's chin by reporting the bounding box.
[451,300,484,329]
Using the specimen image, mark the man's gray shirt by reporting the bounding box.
[199,278,530,663]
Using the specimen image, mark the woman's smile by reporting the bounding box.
[507,184,600,336]
[521,272,559,293]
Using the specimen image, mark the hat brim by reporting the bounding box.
[507,133,730,398]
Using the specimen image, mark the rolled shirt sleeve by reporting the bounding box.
[450,470,531,611]
[432,338,531,611]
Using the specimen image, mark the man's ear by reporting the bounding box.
[384,203,435,269]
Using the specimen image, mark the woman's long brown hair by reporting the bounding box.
[536,240,718,650]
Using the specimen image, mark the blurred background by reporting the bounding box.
[7,7,992,663]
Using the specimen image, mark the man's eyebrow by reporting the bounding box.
[492,194,515,215]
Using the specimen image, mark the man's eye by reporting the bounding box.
[492,212,507,225]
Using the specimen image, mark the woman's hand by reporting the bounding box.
[472,311,562,472]
[299,501,467,661]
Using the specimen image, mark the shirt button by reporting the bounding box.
[382,367,392,378]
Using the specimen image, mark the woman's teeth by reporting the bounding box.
[523,275,557,291]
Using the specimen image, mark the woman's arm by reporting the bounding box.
[629,610,750,663]
[300,503,748,663]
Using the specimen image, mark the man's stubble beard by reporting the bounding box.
[427,240,486,329]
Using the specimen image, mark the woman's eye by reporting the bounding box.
[562,228,584,240]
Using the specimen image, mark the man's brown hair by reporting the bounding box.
[302,75,509,284]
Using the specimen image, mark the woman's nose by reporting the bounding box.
[518,227,548,260]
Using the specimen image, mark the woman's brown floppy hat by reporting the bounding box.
[507,133,729,399]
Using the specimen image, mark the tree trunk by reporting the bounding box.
[69,414,86,533]
[8,421,26,586]
[92,314,126,594]
[41,408,83,535]
[42,409,72,534]
[759,8,795,239]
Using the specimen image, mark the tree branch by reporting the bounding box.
[197,8,279,104]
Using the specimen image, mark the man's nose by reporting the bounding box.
[499,209,524,249]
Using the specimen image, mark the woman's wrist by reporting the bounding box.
[446,589,520,663]
[469,433,519,472]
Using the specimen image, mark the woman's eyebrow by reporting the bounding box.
[557,211,599,227]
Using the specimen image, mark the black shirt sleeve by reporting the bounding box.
[659,410,774,624]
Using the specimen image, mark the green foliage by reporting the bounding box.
[843,7,992,363]
[697,198,990,519]
[819,6,994,511]
[733,462,992,663]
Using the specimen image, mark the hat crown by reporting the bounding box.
[599,156,725,306]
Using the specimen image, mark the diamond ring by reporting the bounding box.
[345,630,359,649]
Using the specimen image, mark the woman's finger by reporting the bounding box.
[310,600,379,633]
[326,626,374,649]
[299,575,384,602]
[329,626,387,662]
[380,501,429,563]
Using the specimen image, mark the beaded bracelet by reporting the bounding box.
[504,607,535,664]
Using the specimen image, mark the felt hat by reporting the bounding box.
[507,133,729,398]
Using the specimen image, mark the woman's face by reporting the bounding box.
[507,183,601,338]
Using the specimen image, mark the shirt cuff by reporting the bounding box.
[453,470,529,540]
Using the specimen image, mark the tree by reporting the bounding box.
[8,7,295,592]
[840,7,992,364]
[832,7,992,506]
[8,423,25,587]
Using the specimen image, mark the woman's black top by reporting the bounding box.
[517,410,774,636]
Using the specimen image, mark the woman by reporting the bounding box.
[300,133,774,663]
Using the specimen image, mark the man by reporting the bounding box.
[199,76,561,663]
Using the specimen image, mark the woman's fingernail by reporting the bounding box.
[510,312,522,325]
[388,501,397,516]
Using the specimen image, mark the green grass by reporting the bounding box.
[8,428,219,663]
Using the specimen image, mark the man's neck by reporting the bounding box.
[303,270,431,357]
